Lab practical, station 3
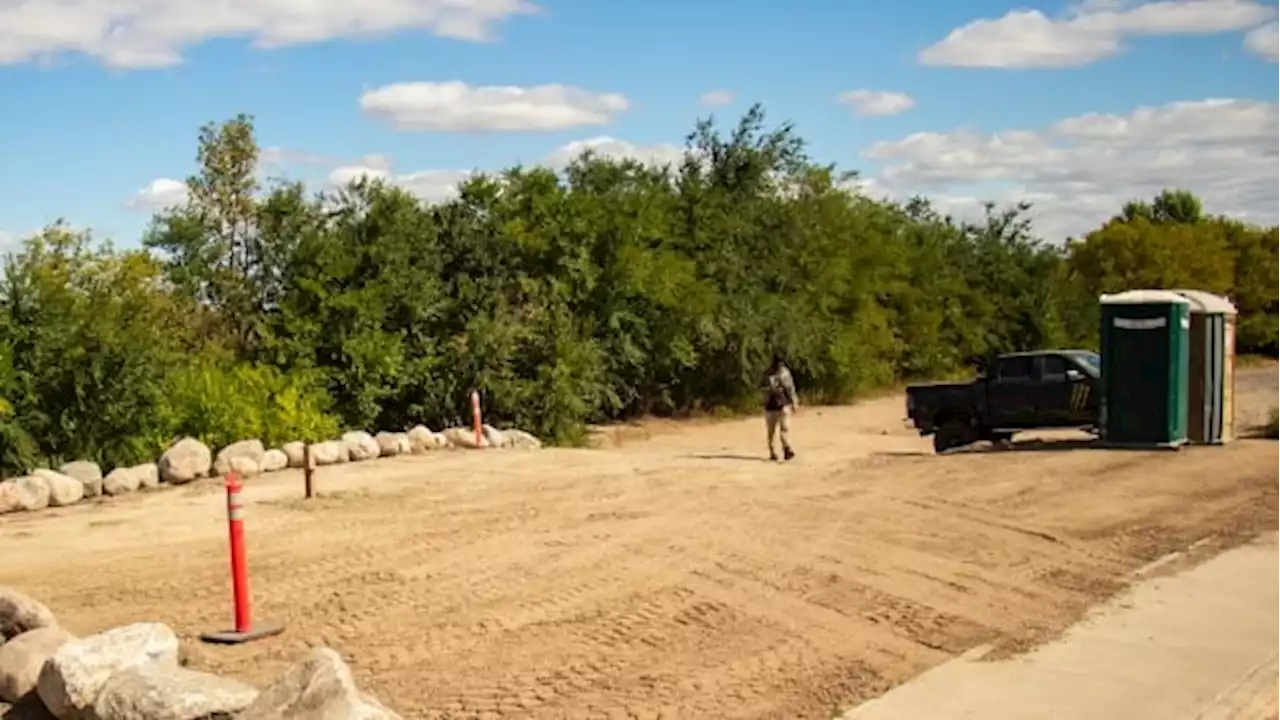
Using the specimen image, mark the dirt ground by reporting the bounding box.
[2,366,1276,719]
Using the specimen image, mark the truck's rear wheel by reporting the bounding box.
[933,419,973,454]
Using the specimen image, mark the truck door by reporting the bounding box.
[987,355,1036,428]
[1034,353,1075,425]
[1035,354,1094,426]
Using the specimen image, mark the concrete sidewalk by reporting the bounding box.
[842,533,1279,720]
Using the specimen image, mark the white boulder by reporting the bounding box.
[58,462,103,498]
[86,664,258,720]
[238,648,401,720]
[213,439,266,478]
[32,470,85,507]
[37,622,181,720]
[341,431,379,462]
[158,438,211,485]
[0,477,50,513]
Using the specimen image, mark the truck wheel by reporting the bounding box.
[934,419,972,454]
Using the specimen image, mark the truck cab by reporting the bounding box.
[906,350,1102,453]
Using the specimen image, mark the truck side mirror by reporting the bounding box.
[1065,369,1084,382]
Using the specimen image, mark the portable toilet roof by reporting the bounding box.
[1099,289,1191,306]
[1171,289,1238,316]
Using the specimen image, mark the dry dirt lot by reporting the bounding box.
[2,366,1277,719]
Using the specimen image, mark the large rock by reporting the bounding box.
[341,432,379,462]
[0,481,23,514]
[213,440,266,478]
[0,478,50,514]
[406,426,445,453]
[57,463,103,499]
[31,471,84,508]
[0,586,58,644]
[238,648,401,720]
[375,432,410,457]
[281,442,306,469]
[133,464,160,490]
[260,449,289,473]
[504,429,543,450]
[99,464,157,497]
[85,665,258,720]
[0,627,76,703]
[37,622,180,720]
[307,442,346,467]
[158,438,212,485]
[101,467,140,497]
[441,426,488,449]
[481,424,510,449]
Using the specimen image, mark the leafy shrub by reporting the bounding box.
[155,361,339,452]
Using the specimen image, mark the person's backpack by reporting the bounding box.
[766,372,789,407]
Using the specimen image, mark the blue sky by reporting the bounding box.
[0,0,1276,248]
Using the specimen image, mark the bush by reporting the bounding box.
[155,361,340,452]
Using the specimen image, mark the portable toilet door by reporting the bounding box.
[1099,290,1191,448]
[1172,289,1238,444]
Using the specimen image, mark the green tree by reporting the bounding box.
[146,113,265,351]
[0,223,203,471]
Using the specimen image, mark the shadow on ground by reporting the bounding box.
[683,453,773,462]
[875,438,1166,457]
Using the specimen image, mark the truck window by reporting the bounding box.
[997,356,1034,380]
[1040,355,1068,381]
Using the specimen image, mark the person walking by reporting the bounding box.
[763,353,799,461]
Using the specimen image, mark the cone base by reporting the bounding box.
[199,623,284,644]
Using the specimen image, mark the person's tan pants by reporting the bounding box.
[765,407,792,454]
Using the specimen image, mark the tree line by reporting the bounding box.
[0,105,1274,475]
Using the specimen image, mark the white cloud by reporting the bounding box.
[359,81,630,132]
[542,136,688,169]
[0,0,537,69]
[1244,21,1278,59]
[327,162,473,203]
[861,97,1279,240]
[259,146,338,170]
[919,0,1277,68]
[698,89,735,107]
[125,178,189,212]
[836,90,917,117]
[326,137,688,201]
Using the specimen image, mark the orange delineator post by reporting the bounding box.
[200,472,283,645]
[228,472,250,631]
[471,390,484,449]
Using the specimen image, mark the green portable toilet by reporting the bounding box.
[1098,290,1191,448]
[1172,289,1238,445]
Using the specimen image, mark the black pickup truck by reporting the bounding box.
[906,350,1102,454]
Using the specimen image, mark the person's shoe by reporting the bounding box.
[769,450,779,462]
[783,447,795,461]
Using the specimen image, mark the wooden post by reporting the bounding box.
[303,443,314,499]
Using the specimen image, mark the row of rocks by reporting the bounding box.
[0,423,542,515]
[0,586,400,719]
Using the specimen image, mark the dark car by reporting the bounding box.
[906,350,1102,454]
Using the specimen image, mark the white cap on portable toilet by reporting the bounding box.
[1099,289,1191,305]
[1171,289,1238,315]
